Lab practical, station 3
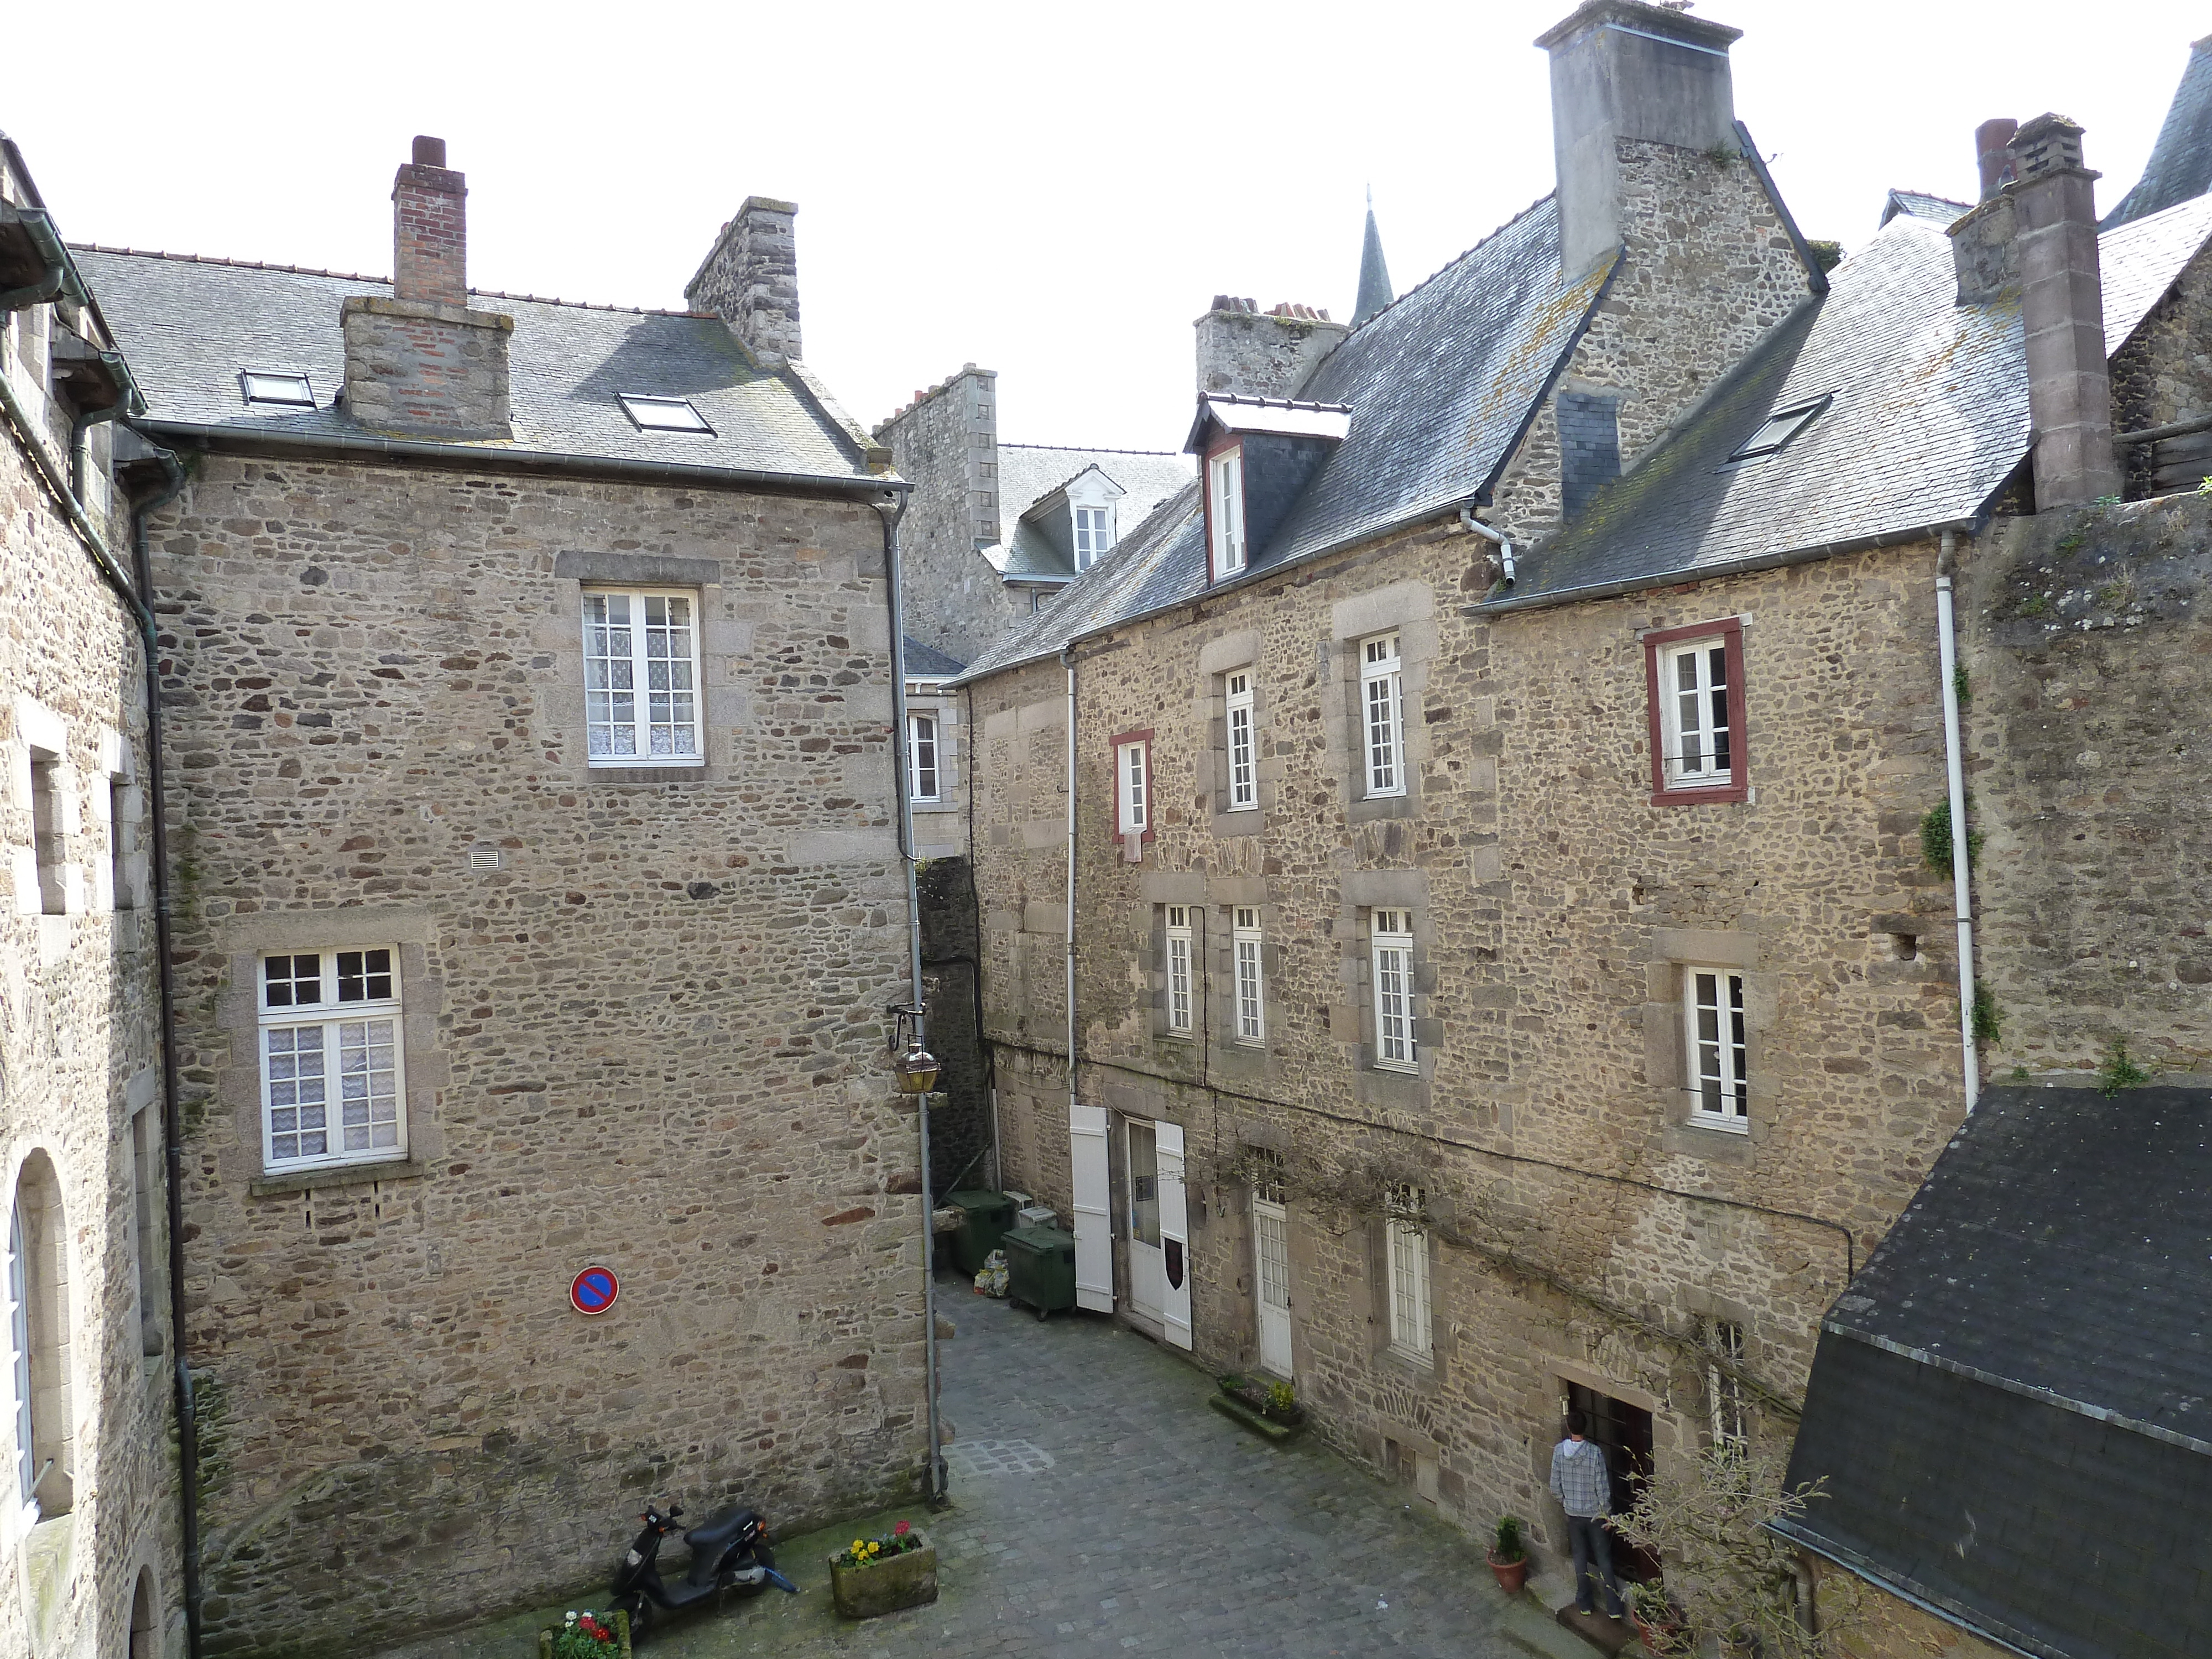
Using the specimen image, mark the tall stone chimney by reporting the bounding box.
[685,198,802,368]
[2010,114,2119,507]
[1193,299,1348,398]
[1537,1,1745,276]
[341,137,512,438]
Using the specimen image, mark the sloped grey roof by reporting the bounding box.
[1880,188,1971,228]
[2106,37,2212,228]
[901,635,966,679]
[72,248,876,483]
[1491,194,2212,609]
[984,445,1192,579]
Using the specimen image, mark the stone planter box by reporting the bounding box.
[1207,1387,1305,1442]
[538,1610,631,1659]
[829,1531,938,1619]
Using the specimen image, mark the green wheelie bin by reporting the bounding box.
[946,1189,1016,1276]
[1003,1224,1078,1319]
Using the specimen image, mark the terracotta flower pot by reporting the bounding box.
[1485,1551,1528,1594]
[1632,1610,1689,1655]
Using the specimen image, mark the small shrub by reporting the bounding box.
[1952,664,1970,705]
[1266,1380,1296,1418]
[1493,1514,1527,1563]
[2098,1039,2150,1096]
[1971,986,2003,1045]
[1920,799,1982,873]
[2020,592,2051,617]
[2011,1065,2031,1083]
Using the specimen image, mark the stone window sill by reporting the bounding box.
[1212,808,1264,838]
[1374,1345,1443,1391]
[250,1158,426,1198]
[586,765,709,785]
[1348,794,1416,825]
[1660,1121,1755,1165]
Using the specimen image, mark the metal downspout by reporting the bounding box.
[1061,650,1077,1126]
[1936,530,1980,1110]
[875,493,945,1506]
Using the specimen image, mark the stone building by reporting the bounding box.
[2,133,184,1658]
[947,4,2212,1652]
[71,140,927,1656]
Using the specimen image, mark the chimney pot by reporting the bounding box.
[412,135,447,168]
[1975,118,2018,201]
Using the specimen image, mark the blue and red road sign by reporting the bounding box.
[570,1266,619,1316]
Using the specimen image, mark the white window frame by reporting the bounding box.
[1165,905,1194,1036]
[1209,446,1245,577]
[1371,909,1417,1072]
[1074,504,1114,571]
[907,712,940,804]
[257,950,409,1174]
[1704,1316,1749,1450]
[1385,1186,1432,1362]
[1116,740,1149,837]
[582,588,703,767]
[1685,967,1750,1131]
[1225,671,1256,811]
[1361,632,1405,798]
[7,1200,30,1511]
[1232,905,1265,1045]
[1660,636,1733,789]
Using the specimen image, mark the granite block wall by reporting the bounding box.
[875,370,1013,667]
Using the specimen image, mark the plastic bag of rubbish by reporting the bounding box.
[973,1249,1009,1298]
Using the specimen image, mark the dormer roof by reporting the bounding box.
[1183,394,1353,452]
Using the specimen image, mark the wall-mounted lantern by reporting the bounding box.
[887,1003,939,1095]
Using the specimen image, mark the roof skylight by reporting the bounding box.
[239,371,315,408]
[618,394,713,434]
[1727,396,1830,463]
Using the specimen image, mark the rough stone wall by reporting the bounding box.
[1960,494,2212,1079]
[915,856,990,1194]
[1192,305,1347,399]
[2111,241,2212,497]
[340,297,513,438]
[877,372,1015,666]
[1,379,181,1656]
[684,198,803,368]
[149,452,924,1657]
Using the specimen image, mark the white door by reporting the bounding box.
[1070,1103,1114,1312]
[1253,1193,1292,1377]
[1125,1119,1164,1326]
[1156,1121,1193,1351]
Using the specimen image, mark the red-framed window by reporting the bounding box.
[1110,727,1155,844]
[1644,619,1749,805]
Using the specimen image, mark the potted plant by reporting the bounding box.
[538,1609,630,1659]
[1627,1583,1691,1656]
[1485,1514,1528,1594]
[828,1520,938,1619]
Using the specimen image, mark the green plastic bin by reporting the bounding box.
[1003,1224,1077,1319]
[946,1189,1016,1276]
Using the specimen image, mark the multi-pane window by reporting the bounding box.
[1074,505,1112,570]
[1117,740,1149,837]
[908,713,940,803]
[7,1201,28,1505]
[1166,905,1194,1036]
[1233,905,1265,1044]
[1225,671,1256,811]
[1362,633,1405,797]
[1385,1185,1432,1361]
[1703,1317,1749,1450]
[258,950,406,1171]
[582,589,701,765]
[1686,968,1749,1130]
[1661,637,1731,787]
[1371,909,1416,1071]
[1209,447,1245,577]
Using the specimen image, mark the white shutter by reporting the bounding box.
[1070,1103,1114,1312]
[1156,1121,1193,1350]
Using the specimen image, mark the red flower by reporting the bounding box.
[894,1520,911,1536]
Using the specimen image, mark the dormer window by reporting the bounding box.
[618,394,713,434]
[239,371,315,408]
[1074,505,1113,571]
[1208,447,1245,579]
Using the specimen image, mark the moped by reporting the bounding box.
[611,1501,796,1641]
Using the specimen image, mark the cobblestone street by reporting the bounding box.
[389,1280,1516,1658]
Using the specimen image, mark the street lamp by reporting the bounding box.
[887,1003,938,1094]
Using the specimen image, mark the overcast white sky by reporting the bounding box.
[6,2,2202,454]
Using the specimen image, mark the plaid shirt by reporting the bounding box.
[1550,1438,1611,1517]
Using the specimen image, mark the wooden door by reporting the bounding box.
[1124,1118,1164,1326]
[1156,1121,1192,1350]
[1566,1382,1661,1584]
[1253,1195,1292,1377]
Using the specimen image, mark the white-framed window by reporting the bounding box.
[1074,504,1113,570]
[1371,909,1416,1071]
[1166,905,1194,1036]
[6,1199,29,1509]
[1661,637,1733,788]
[258,950,407,1172]
[582,589,701,765]
[1703,1316,1749,1449]
[1233,905,1265,1044]
[1225,671,1256,811]
[1361,632,1404,797]
[1208,447,1245,577]
[1686,968,1749,1130]
[1117,740,1149,838]
[1385,1184,1432,1361]
[907,712,940,804]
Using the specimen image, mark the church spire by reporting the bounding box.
[1354,187,1394,326]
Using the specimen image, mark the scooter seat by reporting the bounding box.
[684,1506,761,1557]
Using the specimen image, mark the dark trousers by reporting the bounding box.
[1566,1513,1625,1616]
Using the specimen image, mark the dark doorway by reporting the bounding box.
[1566,1382,1660,1583]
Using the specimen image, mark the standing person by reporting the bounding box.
[1550,1410,1626,1619]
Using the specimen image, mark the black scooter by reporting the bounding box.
[611,1501,797,1641]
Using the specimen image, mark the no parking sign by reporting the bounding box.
[570,1266,619,1316]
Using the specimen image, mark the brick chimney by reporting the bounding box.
[340,137,512,439]
[1193,298,1348,398]
[1975,118,2019,201]
[2009,114,2119,507]
[1538,1,1746,276]
[685,198,802,368]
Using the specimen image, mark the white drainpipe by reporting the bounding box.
[1936,529,1980,1110]
[1459,505,1515,584]
[1062,650,1078,1119]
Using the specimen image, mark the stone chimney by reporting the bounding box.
[340,137,512,439]
[874,365,1000,551]
[685,198,802,368]
[1194,299,1348,398]
[1537,1,1745,276]
[1976,118,2019,201]
[2010,114,2119,507]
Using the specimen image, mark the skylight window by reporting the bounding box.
[618,395,713,434]
[1727,396,1830,463]
[239,371,315,408]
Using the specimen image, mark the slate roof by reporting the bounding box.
[1780,1084,2212,1659]
[901,635,967,680]
[1880,188,1971,228]
[984,445,1192,580]
[2106,37,2212,228]
[1489,193,2212,610]
[71,247,879,485]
